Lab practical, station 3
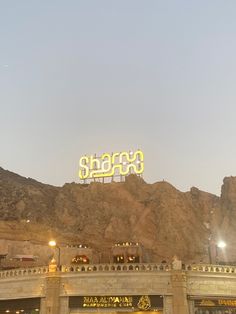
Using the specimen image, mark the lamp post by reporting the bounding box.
[215,240,226,264]
[208,238,226,264]
[48,240,61,269]
[208,237,213,264]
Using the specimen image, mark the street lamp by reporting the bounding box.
[216,240,226,264]
[207,238,213,264]
[217,240,226,248]
[48,240,61,269]
[208,238,226,264]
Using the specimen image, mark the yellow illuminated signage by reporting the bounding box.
[83,296,133,308]
[218,299,236,307]
[197,298,236,308]
[70,295,163,310]
[79,149,144,180]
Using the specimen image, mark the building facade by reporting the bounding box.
[0,263,236,314]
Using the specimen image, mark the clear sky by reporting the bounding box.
[1,1,236,195]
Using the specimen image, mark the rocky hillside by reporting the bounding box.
[1,166,236,263]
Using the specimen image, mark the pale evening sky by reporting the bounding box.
[1,1,236,195]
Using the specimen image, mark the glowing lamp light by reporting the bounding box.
[48,240,57,247]
[48,240,61,269]
[217,241,226,248]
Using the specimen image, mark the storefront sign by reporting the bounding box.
[79,150,144,180]
[195,298,236,307]
[69,295,163,310]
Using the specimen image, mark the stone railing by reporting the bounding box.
[0,266,49,279]
[182,264,236,273]
[0,263,170,279]
[61,263,171,273]
[1,263,236,279]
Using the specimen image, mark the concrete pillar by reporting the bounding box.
[60,296,69,314]
[40,298,47,314]
[45,273,61,314]
[188,299,195,314]
[171,271,189,314]
[164,295,173,314]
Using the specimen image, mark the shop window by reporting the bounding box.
[71,255,89,264]
[113,255,124,263]
[127,255,139,263]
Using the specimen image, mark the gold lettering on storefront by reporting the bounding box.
[138,296,151,310]
[83,296,133,308]
[200,300,215,306]
[218,299,236,307]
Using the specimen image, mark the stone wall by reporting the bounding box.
[0,264,236,313]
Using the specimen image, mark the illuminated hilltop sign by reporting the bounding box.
[79,149,144,181]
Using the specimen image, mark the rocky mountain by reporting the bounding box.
[0,166,236,263]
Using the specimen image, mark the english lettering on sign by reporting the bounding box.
[78,149,144,180]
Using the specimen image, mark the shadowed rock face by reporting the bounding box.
[0,166,236,262]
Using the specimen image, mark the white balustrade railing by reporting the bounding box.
[60,263,171,273]
[182,263,236,273]
[0,263,170,279]
[0,266,49,279]
[1,263,236,279]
